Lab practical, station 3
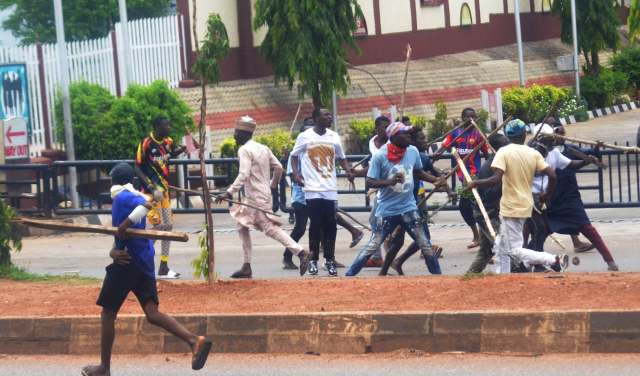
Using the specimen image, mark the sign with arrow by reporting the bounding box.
[0,63,30,160]
[3,117,28,159]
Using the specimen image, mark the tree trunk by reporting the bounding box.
[312,82,323,109]
[192,0,216,284]
[591,50,600,76]
[199,83,216,284]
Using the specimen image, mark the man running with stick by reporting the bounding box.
[82,163,211,376]
[466,120,569,273]
[135,117,197,279]
[216,116,311,278]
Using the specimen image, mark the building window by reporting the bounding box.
[542,0,552,12]
[460,3,473,26]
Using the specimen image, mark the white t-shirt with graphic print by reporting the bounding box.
[291,128,346,201]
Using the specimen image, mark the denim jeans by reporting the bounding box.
[346,210,441,276]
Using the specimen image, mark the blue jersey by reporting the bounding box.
[442,127,488,180]
[112,190,155,278]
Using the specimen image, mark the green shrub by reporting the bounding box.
[0,201,21,267]
[219,137,238,158]
[220,130,295,160]
[255,129,295,159]
[348,118,374,154]
[502,84,569,123]
[55,82,114,160]
[427,101,451,142]
[581,69,629,109]
[611,46,640,92]
[55,80,195,160]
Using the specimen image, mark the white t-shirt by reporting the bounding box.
[532,148,571,194]
[291,128,346,201]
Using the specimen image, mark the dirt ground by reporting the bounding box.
[1,273,639,317]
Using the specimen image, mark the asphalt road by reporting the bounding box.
[1,353,639,376]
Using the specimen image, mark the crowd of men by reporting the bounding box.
[127,107,619,281]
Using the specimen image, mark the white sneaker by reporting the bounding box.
[157,269,181,279]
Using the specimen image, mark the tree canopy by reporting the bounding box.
[630,0,640,45]
[552,0,620,75]
[253,0,363,107]
[192,13,230,85]
[0,0,170,44]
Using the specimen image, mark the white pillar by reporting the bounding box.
[118,0,133,90]
[514,0,526,87]
[570,0,580,98]
[53,0,80,208]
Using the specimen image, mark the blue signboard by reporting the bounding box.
[0,63,31,135]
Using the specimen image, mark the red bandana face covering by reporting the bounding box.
[387,143,407,164]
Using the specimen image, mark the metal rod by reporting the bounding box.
[570,0,580,98]
[53,0,80,209]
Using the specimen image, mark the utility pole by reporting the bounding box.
[118,0,133,90]
[570,0,580,98]
[53,0,80,208]
[514,0,526,87]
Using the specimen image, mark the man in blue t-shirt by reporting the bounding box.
[82,163,212,376]
[345,123,445,277]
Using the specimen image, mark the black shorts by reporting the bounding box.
[97,263,159,312]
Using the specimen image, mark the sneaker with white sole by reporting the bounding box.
[157,269,181,279]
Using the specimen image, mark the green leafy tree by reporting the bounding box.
[552,0,620,75]
[254,0,364,107]
[0,201,21,267]
[630,0,640,45]
[0,0,170,44]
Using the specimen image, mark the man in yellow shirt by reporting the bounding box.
[467,119,569,274]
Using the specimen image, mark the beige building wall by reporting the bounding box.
[191,0,240,49]
[358,0,377,36]
[378,0,412,34]
[449,0,477,27]
[415,1,446,30]
[481,1,505,23]
[507,0,533,13]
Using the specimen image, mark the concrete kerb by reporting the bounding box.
[1,310,639,355]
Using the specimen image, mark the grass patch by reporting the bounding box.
[0,264,99,283]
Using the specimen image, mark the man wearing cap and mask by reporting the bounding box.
[345,122,445,277]
[216,116,311,279]
[467,119,569,273]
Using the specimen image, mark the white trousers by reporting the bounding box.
[492,217,557,274]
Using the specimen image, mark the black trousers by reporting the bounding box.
[283,202,309,261]
[307,198,337,261]
[459,196,476,227]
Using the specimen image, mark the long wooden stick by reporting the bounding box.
[168,185,281,217]
[532,206,567,250]
[470,120,495,153]
[289,102,302,133]
[565,146,608,169]
[417,116,511,208]
[15,217,189,242]
[337,208,371,232]
[398,44,412,119]
[553,134,640,153]
[430,122,476,158]
[425,119,469,148]
[452,149,496,239]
